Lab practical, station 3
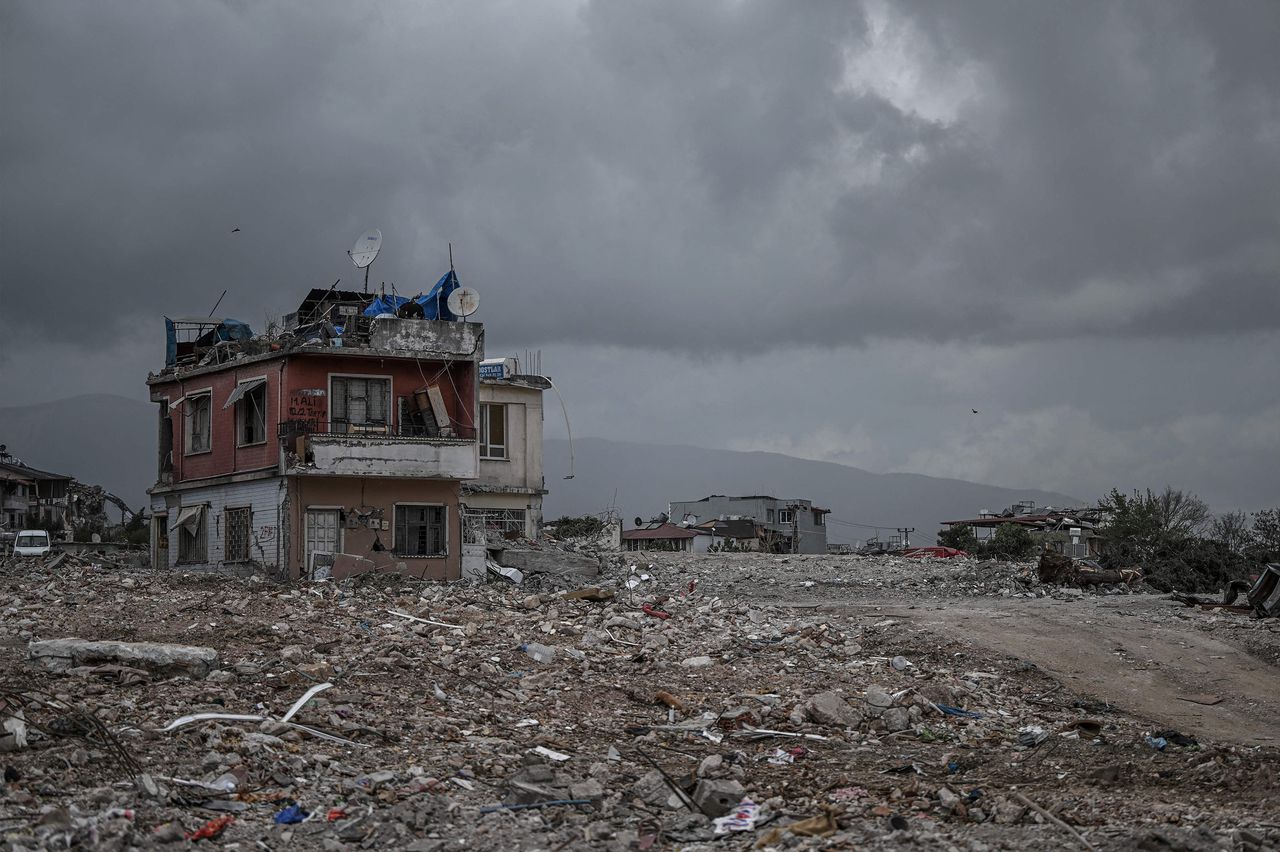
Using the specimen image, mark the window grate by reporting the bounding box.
[225,507,251,562]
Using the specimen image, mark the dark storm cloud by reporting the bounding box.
[1,0,1277,359]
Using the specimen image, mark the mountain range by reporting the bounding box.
[543,437,1078,545]
[0,395,1081,543]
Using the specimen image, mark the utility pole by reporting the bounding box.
[897,527,915,549]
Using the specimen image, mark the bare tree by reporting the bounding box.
[1210,510,1255,554]
[1149,486,1210,539]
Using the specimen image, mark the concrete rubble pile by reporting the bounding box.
[604,551,1149,603]
[1,554,1277,850]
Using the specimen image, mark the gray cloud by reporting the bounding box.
[1,0,1277,509]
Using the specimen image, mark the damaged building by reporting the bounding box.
[0,450,72,532]
[941,502,1107,558]
[463,359,549,540]
[668,495,829,554]
[146,279,549,580]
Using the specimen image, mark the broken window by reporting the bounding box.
[480,403,507,459]
[224,507,251,562]
[185,394,212,454]
[813,511,824,526]
[330,376,390,433]
[397,396,439,437]
[175,505,207,563]
[158,403,174,474]
[395,504,447,557]
[234,382,267,445]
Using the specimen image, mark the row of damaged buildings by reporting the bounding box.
[623,495,830,553]
[2,448,140,537]
[146,283,550,581]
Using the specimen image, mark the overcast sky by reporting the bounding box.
[1,1,1277,511]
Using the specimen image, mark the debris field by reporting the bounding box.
[2,552,1278,850]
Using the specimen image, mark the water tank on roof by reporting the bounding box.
[480,357,517,379]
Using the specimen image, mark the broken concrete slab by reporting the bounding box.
[804,691,864,727]
[494,548,600,579]
[28,638,217,679]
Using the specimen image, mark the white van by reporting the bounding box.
[13,530,52,557]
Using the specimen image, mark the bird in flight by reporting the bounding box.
[971,409,979,414]
[231,227,241,233]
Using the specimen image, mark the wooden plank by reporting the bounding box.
[425,385,453,437]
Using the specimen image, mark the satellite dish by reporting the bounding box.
[349,229,382,269]
[447,287,480,317]
[634,517,644,528]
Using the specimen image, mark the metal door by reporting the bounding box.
[305,509,341,579]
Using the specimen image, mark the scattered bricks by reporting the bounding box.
[28,638,217,678]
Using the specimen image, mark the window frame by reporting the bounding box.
[777,509,794,525]
[328,373,393,434]
[176,505,209,563]
[183,390,213,456]
[393,502,448,558]
[235,377,269,447]
[224,506,252,562]
[479,402,507,459]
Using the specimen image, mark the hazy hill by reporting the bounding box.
[0,394,156,511]
[544,437,1081,545]
[0,397,1082,543]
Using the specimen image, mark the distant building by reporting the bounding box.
[0,451,72,531]
[940,502,1106,558]
[688,518,761,552]
[621,522,697,552]
[668,495,829,554]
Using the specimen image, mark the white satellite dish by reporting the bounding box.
[447,287,480,318]
[350,229,382,268]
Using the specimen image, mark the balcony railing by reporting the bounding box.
[279,419,476,441]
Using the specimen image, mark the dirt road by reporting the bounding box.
[825,596,1280,747]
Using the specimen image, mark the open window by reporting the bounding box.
[225,378,267,446]
[330,376,390,433]
[479,403,506,459]
[175,504,207,563]
[184,394,212,454]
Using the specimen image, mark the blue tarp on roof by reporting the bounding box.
[362,295,411,317]
[418,270,460,321]
[359,271,461,321]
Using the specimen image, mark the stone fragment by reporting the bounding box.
[864,685,893,717]
[883,707,911,732]
[692,778,746,818]
[29,638,218,678]
[805,691,864,727]
[680,656,713,668]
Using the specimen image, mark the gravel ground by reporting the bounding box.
[1,552,1277,850]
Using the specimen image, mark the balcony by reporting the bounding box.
[283,421,478,480]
